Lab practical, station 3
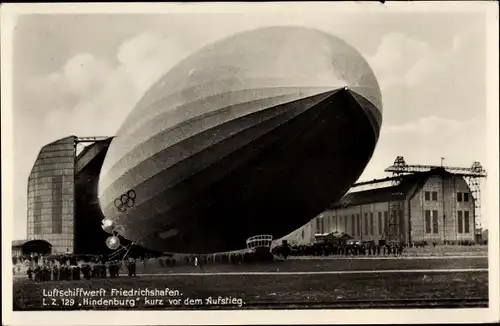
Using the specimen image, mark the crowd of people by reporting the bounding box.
[273,242,406,258]
[14,238,479,282]
[172,249,275,266]
[13,249,277,282]
[13,242,404,282]
[13,253,140,282]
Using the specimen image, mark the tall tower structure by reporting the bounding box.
[27,136,111,254]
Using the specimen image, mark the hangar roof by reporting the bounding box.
[12,240,28,247]
[11,239,52,247]
[330,168,453,209]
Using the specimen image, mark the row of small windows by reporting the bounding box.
[315,211,392,237]
[247,239,273,248]
[425,191,471,203]
[310,208,472,239]
[424,191,438,201]
[457,192,470,202]
[246,235,273,248]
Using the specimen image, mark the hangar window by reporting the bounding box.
[457,192,462,202]
[301,229,304,239]
[363,213,368,235]
[383,211,388,233]
[464,211,470,233]
[425,210,431,234]
[398,209,405,236]
[369,213,374,235]
[357,214,361,236]
[351,215,355,235]
[432,210,439,234]
[457,211,463,234]
[432,192,438,201]
[345,216,348,234]
[464,193,469,202]
[378,212,382,235]
[425,191,430,201]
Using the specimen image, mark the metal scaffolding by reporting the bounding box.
[384,156,487,235]
[75,136,113,143]
[388,156,408,186]
[74,136,113,156]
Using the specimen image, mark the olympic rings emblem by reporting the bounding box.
[114,190,136,212]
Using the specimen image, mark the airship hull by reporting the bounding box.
[98,27,382,254]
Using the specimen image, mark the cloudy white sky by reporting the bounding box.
[4,4,495,240]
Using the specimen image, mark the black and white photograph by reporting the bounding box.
[1,2,499,325]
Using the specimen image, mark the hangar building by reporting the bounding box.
[280,168,479,246]
[13,136,113,255]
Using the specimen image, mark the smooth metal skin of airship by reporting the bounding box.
[97,26,383,255]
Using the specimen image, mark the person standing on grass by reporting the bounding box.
[34,265,41,282]
[114,260,121,277]
[126,259,133,277]
[74,264,81,280]
[27,266,33,280]
[101,261,107,278]
[127,257,137,277]
[110,260,117,278]
[132,258,137,276]
[81,263,91,280]
[43,264,51,281]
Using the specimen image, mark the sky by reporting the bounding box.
[6,6,494,240]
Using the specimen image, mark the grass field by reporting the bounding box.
[13,257,488,310]
[129,256,488,274]
[403,245,487,256]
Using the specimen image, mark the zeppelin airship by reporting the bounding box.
[97,26,383,254]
